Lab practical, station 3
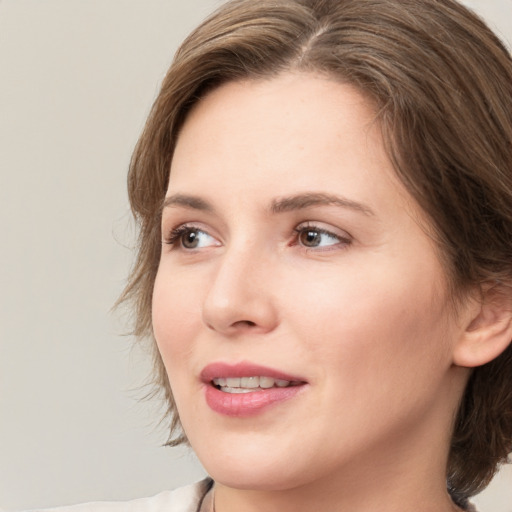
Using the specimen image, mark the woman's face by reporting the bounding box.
[153,73,467,492]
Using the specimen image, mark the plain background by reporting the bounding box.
[0,0,511,510]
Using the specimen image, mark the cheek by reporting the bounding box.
[152,266,203,370]
[285,257,451,382]
[286,269,453,447]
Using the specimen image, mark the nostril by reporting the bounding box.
[205,320,256,331]
[234,320,257,328]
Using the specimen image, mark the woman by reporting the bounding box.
[36,0,512,510]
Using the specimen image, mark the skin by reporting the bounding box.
[153,73,473,512]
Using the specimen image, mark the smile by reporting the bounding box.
[202,363,307,417]
[212,376,301,393]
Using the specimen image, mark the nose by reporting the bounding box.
[202,244,279,337]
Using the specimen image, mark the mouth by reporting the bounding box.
[212,376,303,394]
[201,362,307,417]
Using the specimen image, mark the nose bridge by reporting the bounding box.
[202,234,277,335]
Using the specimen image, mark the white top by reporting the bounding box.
[2,479,213,512]
[3,479,478,512]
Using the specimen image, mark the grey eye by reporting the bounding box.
[182,230,201,249]
[298,228,340,248]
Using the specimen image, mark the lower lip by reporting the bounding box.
[204,384,305,417]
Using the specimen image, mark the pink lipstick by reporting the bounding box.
[200,362,307,417]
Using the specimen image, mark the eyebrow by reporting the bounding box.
[162,192,374,216]
[271,192,374,216]
[162,193,215,213]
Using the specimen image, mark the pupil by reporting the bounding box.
[183,231,199,248]
[302,230,320,247]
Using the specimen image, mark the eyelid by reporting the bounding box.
[293,221,353,250]
[294,221,352,238]
[162,222,220,249]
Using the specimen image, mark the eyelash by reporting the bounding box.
[163,223,352,251]
[163,224,206,246]
[292,223,352,251]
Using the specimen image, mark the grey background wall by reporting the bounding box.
[0,1,511,510]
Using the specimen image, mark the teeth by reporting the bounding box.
[240,376,259,388]
[212,376,293,392]
[222,387,253,394]
[259,376,274,388]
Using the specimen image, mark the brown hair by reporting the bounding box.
[122,0,512,503]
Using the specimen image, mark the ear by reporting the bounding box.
[453,283,512,368]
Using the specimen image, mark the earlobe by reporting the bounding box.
[453,284,512,368]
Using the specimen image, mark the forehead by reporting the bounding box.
[169,73,412,216]
[174,75,374,173]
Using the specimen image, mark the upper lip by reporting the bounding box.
[200,361,307,384]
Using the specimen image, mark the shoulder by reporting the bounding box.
[10,479,213,512]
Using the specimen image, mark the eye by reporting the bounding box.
[294,224,350,249]
[164,225,219,250]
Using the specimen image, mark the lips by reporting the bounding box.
[200,362,307,417]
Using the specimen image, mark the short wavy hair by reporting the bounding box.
[121,0,512,504]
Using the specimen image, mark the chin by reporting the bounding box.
[207,464,301,492]
[190,427,337,493]
[190,433,301,490]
